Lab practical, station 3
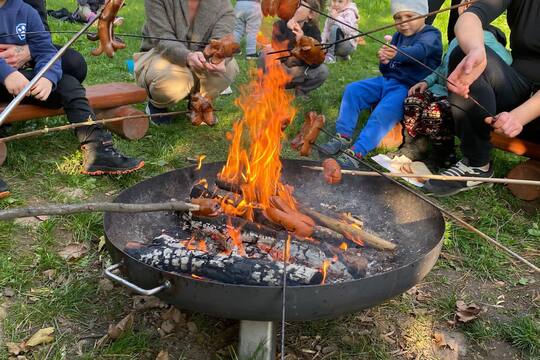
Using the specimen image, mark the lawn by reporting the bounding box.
[0,0,538,359]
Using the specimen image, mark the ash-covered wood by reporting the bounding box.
[125,235,323,286]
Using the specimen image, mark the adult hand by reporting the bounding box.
[204,59,226,74]
[288,20,304,42]
[0,44,31,69]
[447,47,487,98]
[30,78,53,101]
[4,71,29,96]
[408,81,428,96]
[485,112,523,138]
[187,51,208,72]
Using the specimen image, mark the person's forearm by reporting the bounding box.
[511,91,540,127]
[454,12,484,55]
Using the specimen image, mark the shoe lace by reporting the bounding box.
[102,144,126,159]
[442,161,480,177]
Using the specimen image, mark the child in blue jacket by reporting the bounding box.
[319,0,442,169]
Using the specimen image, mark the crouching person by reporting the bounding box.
[135,0,239,125]
[0,0,144,178]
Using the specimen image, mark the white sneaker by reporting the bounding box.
[220,86,233,95]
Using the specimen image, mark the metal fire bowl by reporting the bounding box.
[104,160,445,321]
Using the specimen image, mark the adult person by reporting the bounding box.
[0,0,88,83]
[426,0,460,42]
[135,0,239,125]
[424,0,540,197]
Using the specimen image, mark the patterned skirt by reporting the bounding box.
[403,91,453,142]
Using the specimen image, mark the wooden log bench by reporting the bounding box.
[0,82,149,166]
[378,124,540,200]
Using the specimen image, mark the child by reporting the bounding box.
[233,0,262,59]
[391,0,512,170]
[259,0,329,97]
[0,0,143,188]
[321,0,359,63]
[319,0,442,168]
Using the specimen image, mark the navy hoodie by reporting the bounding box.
[380,25,442,88]
[0,0,61,86]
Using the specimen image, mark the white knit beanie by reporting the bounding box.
[391,0,429,16]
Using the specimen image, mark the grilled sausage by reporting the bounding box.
[90,0,126,58]
[322,158,342,185]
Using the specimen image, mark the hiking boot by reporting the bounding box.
[424,139,457,172]
[0,178,10,199]
[335,149,363,169]
[423,158,494,197]
[387,132,429,161]
[146,102,172,125]
[81,140,144,175]
[318,133,351,156]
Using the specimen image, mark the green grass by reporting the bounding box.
[0,0,538,359]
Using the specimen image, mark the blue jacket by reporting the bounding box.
[380,25,442,88]
[0,0,61,86]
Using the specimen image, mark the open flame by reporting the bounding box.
[226,217,246,256]
[218,60,297,220]
[196,154,206,170]
[321,260,330,284]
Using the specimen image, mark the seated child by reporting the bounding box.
[0,0,143,193]
[319,0,442,168]
[321,0,360,63]
[259,0,329,97]
[391,0,513,170]
[233,0,262,59]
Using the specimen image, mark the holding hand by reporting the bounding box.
[378,45,396,64]
[187,51,208,72]
[408,81,428,96]
[204,60,226,74]
[30,78,53,101]
[287,20,304,42]
[0,44,31,69]
[447,47,487,98]
[485,112,523,138]
[4,71,29,96]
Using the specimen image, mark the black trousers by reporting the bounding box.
[0,70,110,144]
[55,46,88,84]
[448,47,539,166]
[426,0,460,42]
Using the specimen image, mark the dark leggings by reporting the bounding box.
[55,46,88,83]
[426,0,460,42]
[448,47,538,166]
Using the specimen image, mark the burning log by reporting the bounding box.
[300,207,397,251]
[125,235,323,286]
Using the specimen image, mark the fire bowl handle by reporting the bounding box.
[105,263,171,296]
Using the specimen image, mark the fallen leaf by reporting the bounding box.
[58,243,89,261]
[133,295,167,311]
[98,278,114,293]
[161,307,185,324]
[26,327,55,347]
[454,301,485,323]
[5,342,24,355]
[42,269,56,280]
[108,313,134,340]
[160,320,176,334]
[97,236,106,252]
[156,350,170,360]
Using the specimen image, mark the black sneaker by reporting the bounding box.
[335,149,362,169]
[146,102,172,125]
[318,134,351,156]
[81,141,144,175]
[423,158,494,197]
[0,177,10,199]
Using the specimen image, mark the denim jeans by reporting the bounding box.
[233,1,262,55]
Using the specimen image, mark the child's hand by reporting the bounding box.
[30,78,53,101]
[330,8,338,18]
[380,45,397,60]
[4,71,29,96]
[408,81,428,96]
[377,47,390,64]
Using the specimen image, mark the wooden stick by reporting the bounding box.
[302,166,540,187]
[300,207,396,251]
[0,201,200,221]
[0,111,188,143]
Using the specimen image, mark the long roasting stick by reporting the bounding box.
[302,166,540,187]
[312,131,540,273]
[0,201,200,221]
[0,9,103,126]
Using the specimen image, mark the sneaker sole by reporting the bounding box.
[0,191,10,199]
[82,161,145,176]
[427,182,493,197]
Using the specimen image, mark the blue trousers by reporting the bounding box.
[336,77,408,156]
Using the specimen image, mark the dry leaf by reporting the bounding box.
[58,243,89,261]
[5,342,24,355]
[156,350,170,360]
[161,307,185,324]
[133,296,167,311]
[97,236,106,252]
[454,301,485,323]
[433,332,456,350]
[160,320,176,334]
[98,279,114,293]
[26,327,55,347]
[108,313,134,340]
[42,269,56,280]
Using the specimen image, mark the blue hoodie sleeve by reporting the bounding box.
[0,59,17,85]
[26,8,62,87]
[393,27,442,65]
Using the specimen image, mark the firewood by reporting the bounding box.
[125,235,323,286]
[300,207,397,251]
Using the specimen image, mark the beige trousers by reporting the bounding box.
[134,49,239,108]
